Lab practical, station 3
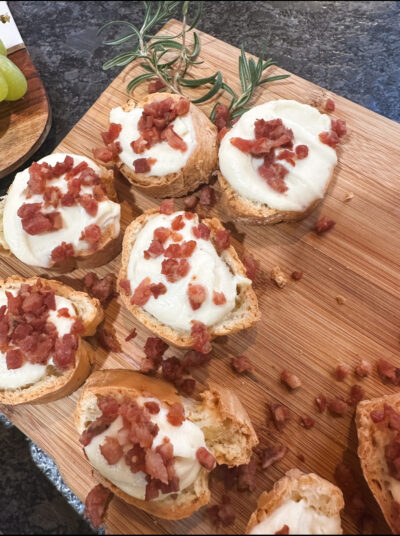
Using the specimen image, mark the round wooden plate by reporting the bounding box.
[0,46,51,179]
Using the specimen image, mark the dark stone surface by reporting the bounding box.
[0,1,399,533]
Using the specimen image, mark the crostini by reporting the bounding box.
[99,92,218,198]
[0,153,121,270]
[76,369,258,520]
[118,202,259,352]
[0,276,103,404]
[246,469,344,534]
[357,393,400,533]
[218,99,346,224]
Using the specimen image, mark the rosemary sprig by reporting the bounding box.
[99,1,289,123]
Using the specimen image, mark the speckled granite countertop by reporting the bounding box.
[0,1,399,533]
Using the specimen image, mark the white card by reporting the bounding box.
[0,1,24,51]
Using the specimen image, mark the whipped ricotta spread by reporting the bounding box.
[110,106,197,176]
[219,100,337,212]
[249,499,341,535]
[126,211,250,331]
[85,397,206,500]
[3,153,120,268]
[0,285,76,389]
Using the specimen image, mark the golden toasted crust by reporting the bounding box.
[218,166,335,225]
[1,165,121,272]
[0,276,103,405]
[118,208,259,348]
[75,369,258,520]
[246,469,344,534]
[115,93,218,198]
[356,393,400,533]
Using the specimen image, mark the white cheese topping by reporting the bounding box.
[84,397,206,501]
[249,499,341,535]
[219,100,337,212]
[3,153,121,268]
[0,285,76,390]
[126,211,250,331]
[110,105,197,176]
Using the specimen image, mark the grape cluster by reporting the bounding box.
[0,38,27,101]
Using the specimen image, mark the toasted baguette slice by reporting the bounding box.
[0,156,121,272]
[219,170,333,225]
[75,369,258,520]
[356,393,400,533]
[246,469,344,534]
[111,93,218,198]
[118,208,260,349]
[0,276,103,405]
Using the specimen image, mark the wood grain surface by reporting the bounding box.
[1,19,400,534]
[0,47,51,179]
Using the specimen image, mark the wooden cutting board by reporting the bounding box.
[1,18,400,535]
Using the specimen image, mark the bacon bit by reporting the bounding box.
[192,223,211,240]
[161,125,188,152]
[170,231,182,242]
[145,449,169,484]
[143,402,160,415]
[150,282,167,299]
[295,144,309,159]
[159,199,174,215]
[161,258,190,283]
[314,216,336,234]
[354,359,372,378]
[196,447,216,471]
[97,326,121,353]
[370,409,385,423]
[92,146,113,163]
[199,185,216,208]
[98,396,119,417]
[258,162,289,193]
[348,384,365,406]
[17,203,63,235]
[153,227,171,244]
[291,271,303,281]
[315,395,327,413]
[164,240,196,259]
[377,358,400,385]
[144,239,164,259]
[57,307,70,318]
[144,337,168,361]
[131,277,152,306]
[101,123,122,145]
[167,402,185,426]
[271,265,287,288]
[84,484,113,530]
[218,126,230,141]
[171,214,185,231]
[6,349,24,370]
[275,526,290,535]
[269,404,289,431]
[178,378,196,396]
[334,363,350,381]
[281,369,302,390]
[327,396,348,416]
[331,118,347,138]
[191,321,212,354]
[84,272,116,307]
[181,350,211,371]
[184,194,199,210]
[119,278,132,296]
[214,103,230,131]
[212,290,226,306]
[319,130,340,147]
[82,224,102,249]
[148,78,166,93]
[325,98,335,112]
[215,229,230,252]
[133,157,157,173]
[277,149,296,166]
[51,242,75,264]
[187,283,207,311]
[300,416,315,429]
[100,436,123,465]
[161,356,183,384]
[259,443,288,469]
[231,355,254,374]
[125,328,137,342]
[53,334,78,369]
[78,195,98,217]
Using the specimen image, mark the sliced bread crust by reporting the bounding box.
[114,93,218,198]
[0,276,103,405]
[246,469,344,534]
[356,393,400,533]
[118,208,260,348]
[75,369,258,520]
[0,164,121,272]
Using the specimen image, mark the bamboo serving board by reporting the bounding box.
[1,19,400,535]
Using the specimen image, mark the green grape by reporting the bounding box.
[0,70,8,101]
[0,55,27,100]
[0,38,7,55]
